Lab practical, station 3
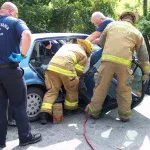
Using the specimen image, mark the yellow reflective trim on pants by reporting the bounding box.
[64,99,78,107]
[89,107,94,113]
[89,106,99,113]
[102,54,131,67]
[41,103,52,110]
[118,110,131,117]
[88,105,100,118]
[47,65,77,76]
[75,64,84,72]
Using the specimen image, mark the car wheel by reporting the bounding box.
[27,87,44,121]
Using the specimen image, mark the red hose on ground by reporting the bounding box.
[79,107,95,150]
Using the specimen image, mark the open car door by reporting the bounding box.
[143,35,150,95]
[78,52,147,114]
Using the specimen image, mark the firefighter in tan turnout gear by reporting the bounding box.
[85,11,150,122]
[40,39,93,124]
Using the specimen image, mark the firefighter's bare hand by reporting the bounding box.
[142,74,149,84]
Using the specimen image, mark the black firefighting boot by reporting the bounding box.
[40,112,49,125]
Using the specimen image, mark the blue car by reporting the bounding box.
[20,33,149,121]
[20,33,89,121]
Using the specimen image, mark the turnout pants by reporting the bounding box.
[41,70,79,114]
[90,61,132,118]
[0,67,31,145]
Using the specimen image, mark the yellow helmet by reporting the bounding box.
[77,39,93,53]
[119,10,139,24]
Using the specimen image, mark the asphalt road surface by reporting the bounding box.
[2,95,150,150]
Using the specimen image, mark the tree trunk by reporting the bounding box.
[143,0,147,16]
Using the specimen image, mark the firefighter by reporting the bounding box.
[85,11,150,122]
[40,39,93,124]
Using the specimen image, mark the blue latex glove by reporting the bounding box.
[9,52,26,62]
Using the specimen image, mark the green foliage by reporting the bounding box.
[116,0,150,38]
[49,0,75,32]
[138,15,150,38]
[49,0,117,33]
[8,0,52,32]
[15,0,50,6]
[0,0,150,36]
[0,0,117,33]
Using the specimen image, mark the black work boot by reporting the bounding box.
[40,112,49,125]
[0,144,6,148]
[19,133,42,146]
[8,119,16,126]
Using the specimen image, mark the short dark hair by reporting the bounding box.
[42,41,50,47]
[121,14,134,23]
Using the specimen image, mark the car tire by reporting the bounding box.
[27,87,44,121]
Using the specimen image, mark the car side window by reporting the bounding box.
[29,35,88,78]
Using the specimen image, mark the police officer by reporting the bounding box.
[85,11,150,122]
[0,2,41,148]
[40,39,93,124]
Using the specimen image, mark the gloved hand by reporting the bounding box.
[94,72,102,88]
[78,77,87,92]
[142,74,149,84]
[126,75,134,86]
[9,52,26,62]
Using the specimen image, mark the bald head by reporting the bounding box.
[0,2,18,18]
[1,2,17,10]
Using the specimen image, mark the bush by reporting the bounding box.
[138,15,150,39]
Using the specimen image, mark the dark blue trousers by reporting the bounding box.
[0,67,31,145]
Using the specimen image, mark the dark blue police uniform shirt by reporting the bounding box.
[96,17,114,32]
[0,15,29,64]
